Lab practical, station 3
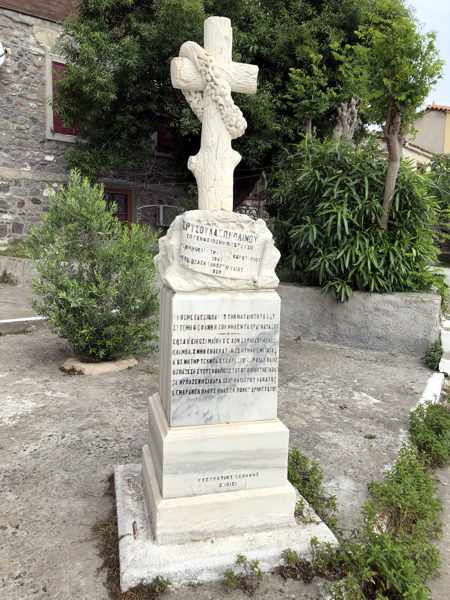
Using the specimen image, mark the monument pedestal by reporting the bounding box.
[142,393,296,544]
[115,209,338,591]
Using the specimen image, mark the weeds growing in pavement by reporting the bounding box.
[410,401,450,467]
[223,554,262,596]
[287,447,338,530]
[0,269,17,285]
[281,399,450,599]
[423,339,442,371]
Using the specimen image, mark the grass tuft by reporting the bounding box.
[281,394,450,599]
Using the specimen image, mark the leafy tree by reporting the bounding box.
[344,0,443,229]
[56,0,370,176]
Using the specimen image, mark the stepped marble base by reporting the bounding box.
[146,392,291,499]
[142,443,296,544]
[115,464,338,592]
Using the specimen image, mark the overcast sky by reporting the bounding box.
[407,0,450,106]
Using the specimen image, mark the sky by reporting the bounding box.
[408,0,450,106]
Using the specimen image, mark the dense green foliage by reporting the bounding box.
[410,402,450,467]
[27,171,159,361]
[269,137,442,301]
[287,447,338,529]
[423,339,443,372]
[57,0,383,176]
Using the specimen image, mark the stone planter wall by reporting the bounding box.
[278,283,441,356]
[0,256,36,285]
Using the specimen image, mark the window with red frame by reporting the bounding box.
[104,189,132,224]
[52,61,78,136]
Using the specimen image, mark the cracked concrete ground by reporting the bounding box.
[1,303,440,599]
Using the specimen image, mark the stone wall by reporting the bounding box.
[0,7,184,245]
[278,283,441,356]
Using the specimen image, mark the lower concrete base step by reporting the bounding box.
[115,464,337,592]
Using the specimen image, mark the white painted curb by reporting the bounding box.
[416,372,445,408]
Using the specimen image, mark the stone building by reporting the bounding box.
[0,0,183,245]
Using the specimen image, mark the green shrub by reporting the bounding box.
[287,448,338,529]
[26,170,159,361]
[364,445,441,540]
[268,137,443,302]
[304,446,442,599]
[423,339,443,371]
[329,533,438,600]
[410,402,450,467]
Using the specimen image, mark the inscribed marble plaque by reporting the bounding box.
[180,216,265,279]
[160,287,280,426]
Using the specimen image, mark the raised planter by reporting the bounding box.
[278,283,441,356]
[0,256,36,285]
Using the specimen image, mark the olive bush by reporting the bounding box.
[27,171,159,360]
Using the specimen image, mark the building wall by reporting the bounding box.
[402,145,432,167]
[413,111,446,155]
[444,114,450,154]
[0,9,67,240]
[0,7,183,244]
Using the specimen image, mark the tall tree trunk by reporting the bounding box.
[333,97,360,142]
[380,108,403,230]
[304,117,312,136]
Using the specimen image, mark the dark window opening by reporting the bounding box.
[104,189,132,224]
[156,125,176,154]
[52,61,78,136]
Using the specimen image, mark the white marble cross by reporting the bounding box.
[171,16,258,211]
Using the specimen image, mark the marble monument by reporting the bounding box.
[115,16,336,590]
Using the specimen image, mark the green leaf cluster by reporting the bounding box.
[268,137,442,301]
[427,154,450,230]
[26,170,159,361]
[345,0,443,132]
[56,0,375,174]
